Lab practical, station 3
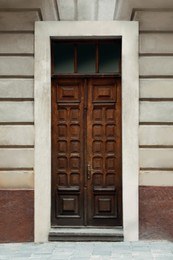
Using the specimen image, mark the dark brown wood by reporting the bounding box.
[52,74,121,78]
[87,78,122,226]
[51,77,122,227]
[51,78,84,226]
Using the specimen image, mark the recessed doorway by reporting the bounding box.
[51,40,122,228]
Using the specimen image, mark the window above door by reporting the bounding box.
[51,39,121,76]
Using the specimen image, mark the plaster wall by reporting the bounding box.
[0,9,39,191]
[132,9,173,186]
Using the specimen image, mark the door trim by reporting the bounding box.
[34,21,139,242]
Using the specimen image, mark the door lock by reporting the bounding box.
[87,164,93,180]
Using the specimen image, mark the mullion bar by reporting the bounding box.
[96,41,99,73]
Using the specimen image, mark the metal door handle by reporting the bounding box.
[87,164,93,180]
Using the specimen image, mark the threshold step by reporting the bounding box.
[49,227,123,242]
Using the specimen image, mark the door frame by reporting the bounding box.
[34,21,139,242]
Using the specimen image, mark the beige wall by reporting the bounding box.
[133,10,173,186]
[0,0,58,189]
[116,2,173,187]
[0,9,39,189]
[1,2,172,192]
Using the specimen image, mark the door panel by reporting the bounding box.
[52,79,84,226]
[87,78,122,226]
[51,77,122,226]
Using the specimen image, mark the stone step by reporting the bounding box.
[49,227,123,242]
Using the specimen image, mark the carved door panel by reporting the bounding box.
[87,78,122,226]
[51,77,122,226]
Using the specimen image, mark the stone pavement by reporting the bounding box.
[0,241,173,260]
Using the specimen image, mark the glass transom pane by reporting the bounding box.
[99,42,121,73]
[77,44,95,73]
[54,43,74,74]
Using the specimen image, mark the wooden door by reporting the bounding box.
[51,77,122,227]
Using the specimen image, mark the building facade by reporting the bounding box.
[0,0,173,242]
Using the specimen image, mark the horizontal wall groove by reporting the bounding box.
[140,31,173,35]
[0,188,34,191]
[140,98,173,102]
[140,30,173,34]
[0,54,34,57]
[140,76,173,79]
[0,145,34,149]
[0,168,33,171]
[140,145,173,149]
[0,76,34,79]
[0,8,41,12]
[140,53,173,57]
[140,168,173,171]
[0,169,33,172]
[0,31,34,34]
[0,122,34,126]
[0,98,34,102]
[133,8,173,12]
[140,122,173,125]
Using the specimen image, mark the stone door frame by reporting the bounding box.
[34,21,139,242]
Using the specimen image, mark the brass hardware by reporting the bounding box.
[87,164,93,180]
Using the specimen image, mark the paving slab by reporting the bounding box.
[0,241,172,259]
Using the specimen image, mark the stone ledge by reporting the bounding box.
[49,227,123,241]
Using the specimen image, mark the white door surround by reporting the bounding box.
[34,21,139,242]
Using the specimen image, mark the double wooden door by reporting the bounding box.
[51,77,122,227]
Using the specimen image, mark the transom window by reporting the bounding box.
[51,40,121,75]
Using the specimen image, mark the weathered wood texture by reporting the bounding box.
[51,77,122,227]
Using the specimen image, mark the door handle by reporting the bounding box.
[87,164,93,180]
